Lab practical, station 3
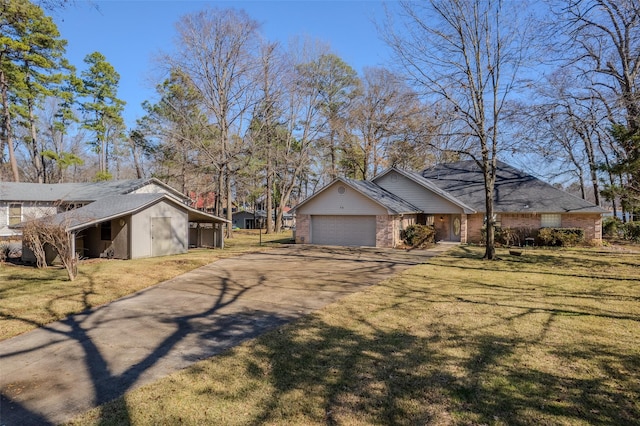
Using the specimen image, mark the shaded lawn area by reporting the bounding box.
[68,246,640,426]
[0,230,292,341]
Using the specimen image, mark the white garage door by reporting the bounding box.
[311,215,376,247]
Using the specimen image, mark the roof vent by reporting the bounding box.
[338,186,346,195]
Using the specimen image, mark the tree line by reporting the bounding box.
[1,0,638,248]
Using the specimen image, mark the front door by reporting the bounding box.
[450,215,461,242]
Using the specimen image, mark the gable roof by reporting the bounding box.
[292,177,421,215]
[344,178,422,214]
[24,193,229,232]
[373,167,476,214]
[0,178,188,204]
[421,160,607,214]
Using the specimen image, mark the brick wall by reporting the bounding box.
[561,214,602,241]
[460,215,468,244]
[465,212,603,243]
[500,213,540,229]
[467,214,484,243]
[376,215,396,248]
[294,214,310,244]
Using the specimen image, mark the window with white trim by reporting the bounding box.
[541,213,561,227]
[8,203,22,226]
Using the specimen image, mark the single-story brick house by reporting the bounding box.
[292,161,607,247]
[1,178,229,259]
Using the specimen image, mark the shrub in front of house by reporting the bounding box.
[621,221,640,242]
[538,228,585,247]
[494,227,538,247]
[0,241,8,262]
[401,224,436,248]
[602,216,622,237]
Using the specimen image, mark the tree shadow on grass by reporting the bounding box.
[243,313,639,425]
[0,267,279,426]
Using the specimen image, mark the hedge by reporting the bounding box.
[621,222,640,242]
[537,227,585,247]
[401,224,436,248]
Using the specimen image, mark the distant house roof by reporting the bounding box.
[421,160,607,214]
[29,193,228,232]
[0,178,188,204]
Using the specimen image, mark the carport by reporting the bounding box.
[28,193,228,260]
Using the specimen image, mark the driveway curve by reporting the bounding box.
[0,244,447,425]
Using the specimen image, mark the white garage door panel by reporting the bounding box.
[311,215,376,247]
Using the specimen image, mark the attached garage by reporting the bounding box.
[311,215,376,247]
[292,177,421,248]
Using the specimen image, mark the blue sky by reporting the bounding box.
[51,1,392,129]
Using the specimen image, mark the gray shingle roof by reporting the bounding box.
[343,178,422,214]
[39,193,228,231]
[0,178,187,203]
[45,194,167,230]
[420,160,607,214]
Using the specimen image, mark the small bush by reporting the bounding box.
[0,241,8,262]
[401,224,436,248]
[495,227,538,247]
[538,228,585,247]
[621,221,640,242]
[602,216,622,237]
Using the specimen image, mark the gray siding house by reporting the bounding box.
[1,179,228,259]
[293,161,607,248]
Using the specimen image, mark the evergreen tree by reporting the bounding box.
[80,51,125,180]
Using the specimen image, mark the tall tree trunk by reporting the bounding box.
[225,168,233,238]
[216,168,223,217]
[265,159,274,234]
[483,162,496,260]
[28,100,44,183]
[131,139,144,179]
[1,70,20,182]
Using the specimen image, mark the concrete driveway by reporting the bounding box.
[0,244,446,425]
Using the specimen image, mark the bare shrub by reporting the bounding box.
[0,241,8,262]
[22,218,77,281]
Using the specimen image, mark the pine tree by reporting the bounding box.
[80,51,125,180]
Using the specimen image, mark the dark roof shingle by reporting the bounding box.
[421,160,607,214]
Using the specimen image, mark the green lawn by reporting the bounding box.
[0,230,292,341]
[66,245,640,426]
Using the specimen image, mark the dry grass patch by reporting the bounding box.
[0,230,292,340]
[68,245,640,426]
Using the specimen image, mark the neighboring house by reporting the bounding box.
[232,208,295,230]
[281,207,295,229]
[0,178,229,259]
[293,161,607,248]
[232,211,257,229]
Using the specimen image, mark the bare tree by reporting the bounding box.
[298,53,360,181]
[515,69,608,204]
[384,0,531,259]
[553,0,640,217]
[347,67,426,179]
[168,8,261,237]
[270,38,328,232]
[22,215,78,281]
